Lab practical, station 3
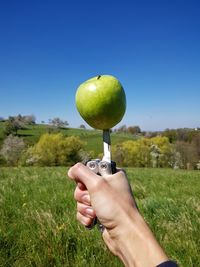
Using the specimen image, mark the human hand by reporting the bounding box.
[68,163,168,267]
[68,163,138,250]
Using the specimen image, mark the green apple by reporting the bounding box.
[75,75,126,130]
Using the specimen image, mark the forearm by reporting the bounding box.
[114,211,168,267]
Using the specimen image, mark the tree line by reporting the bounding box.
[0,115,199,169]
[1,115,70,136]
[0,115,88,136]
[1,131,199,169]
[113,125,200,169]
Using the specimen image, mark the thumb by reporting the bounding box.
[68,162,99,192]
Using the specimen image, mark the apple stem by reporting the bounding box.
[97,75,101,80]
[102,129,111,163]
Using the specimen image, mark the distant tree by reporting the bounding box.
[175,141,198,169]
[150,144,161,168]
[127,126,141,135]
[168,149,183,169]
[144,131,159,138]
[162,128,199,143]
[140,131,146,136]
[23,114,36,124]
[151,136,173,167]
[79,124,86,129]
[51,117,64,128]
[162,129,178,143]
[196,161,200,170]
[177,128,190,142]
[16,114,23,122]
[191,132,200,159]
[4,116,25,135]
[4,120,15,135]
[0,135,25,165]
[117,125,127,133]
[0,117,5,121]
[64,120,69,127]
[41,120,45,124]
[50,117,68,128]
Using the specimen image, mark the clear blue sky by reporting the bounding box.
[0,0,200,131]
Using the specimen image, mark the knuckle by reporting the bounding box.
[75,162,84,171]
[70,162,84,177]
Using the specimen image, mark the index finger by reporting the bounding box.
[68,162,99,192]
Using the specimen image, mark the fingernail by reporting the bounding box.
[82,194,90,204]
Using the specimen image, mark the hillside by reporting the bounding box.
[0,122,136,157]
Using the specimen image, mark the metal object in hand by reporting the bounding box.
[86,159,116,177]
[85,159,116,231]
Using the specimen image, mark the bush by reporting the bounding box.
[22,133,85,166]
[0,135,25,165]
[0,154,7,166]
[112,136,173,168]
[175,141,198,169]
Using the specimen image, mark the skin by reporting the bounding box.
[75,75,126,130]
[68,163,169,267]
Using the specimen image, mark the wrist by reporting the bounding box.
[113,210,168,267]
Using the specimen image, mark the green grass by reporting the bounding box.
[0,167,200,266]
[0,122,136,156]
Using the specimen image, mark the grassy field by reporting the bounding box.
[0,122,135,157]
[0,167,199,267]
